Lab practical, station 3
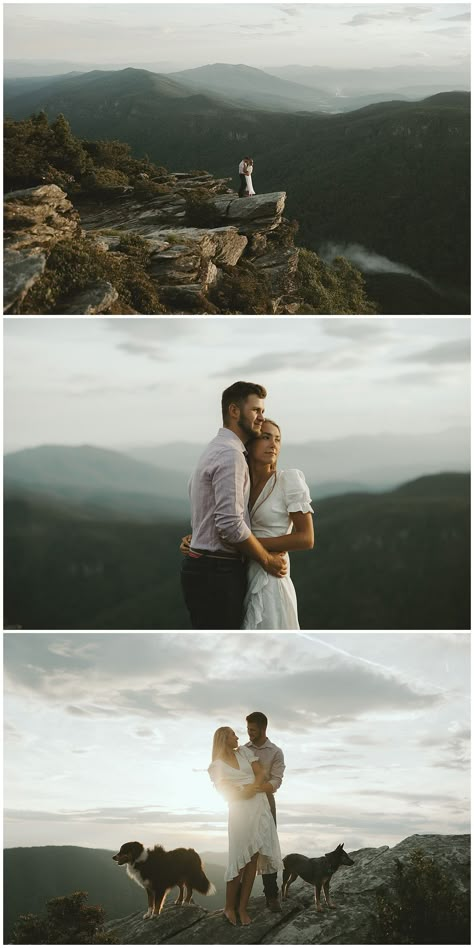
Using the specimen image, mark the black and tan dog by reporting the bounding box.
[113,841,216,918]
[282,843,354,912]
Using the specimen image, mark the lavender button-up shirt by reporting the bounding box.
[245,738,285,792]
[188,428,251,553]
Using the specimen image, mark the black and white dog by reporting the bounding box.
[113,841,216,918]
[282,843,354,911]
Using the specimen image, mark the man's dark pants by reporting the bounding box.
[238,173,247,197]
[181,556,247,630]
[262,792,279,900]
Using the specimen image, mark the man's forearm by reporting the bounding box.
[257,781,275,794]
[233,533,272,568]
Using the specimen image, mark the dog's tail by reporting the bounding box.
[187,850,216,895]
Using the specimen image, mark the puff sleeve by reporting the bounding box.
[239,745,259,765]
[281,469,314,514]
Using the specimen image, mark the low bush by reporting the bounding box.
[209,261,271,314]
[184,188,217,227]
[376,849,470,944]
[17,235,164,315]
[11,890,117,944]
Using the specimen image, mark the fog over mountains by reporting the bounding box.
[4,57,470,100]
[4,59,470,116]
[4,427,470,509]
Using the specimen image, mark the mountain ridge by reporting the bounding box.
[5,67,469,304]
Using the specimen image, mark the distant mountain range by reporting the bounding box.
[4,66,470,299]
[5,57,469,103]
[4,444,189,520]
[5,429,470,502]
[123,428,470,491]
[3,846,226,943]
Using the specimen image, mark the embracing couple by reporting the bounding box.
[180,381,314,630]
[208,711,284,926]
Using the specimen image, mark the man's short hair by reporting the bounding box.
[246,711,268,729]
[221,381,267,424]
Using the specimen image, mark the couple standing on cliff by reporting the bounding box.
[209,711,284,926]
[180,381,314,630]
[238,157,256,197]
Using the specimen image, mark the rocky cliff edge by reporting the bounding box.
[4,173,298,315]
[105,834,470,945]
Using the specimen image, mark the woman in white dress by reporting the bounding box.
[208,726,282,926]
[242,419,314,629]
[245,158,256,196]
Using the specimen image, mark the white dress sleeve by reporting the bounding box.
[208,759,225,788]
[239,745,259,764]
[281,469,314,514]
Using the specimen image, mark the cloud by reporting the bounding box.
[399,339,470,366]
[4,635,442,729]
[279,5,304,18]
[386,370,445,386]
[345,6,432,27]
[319,318,394,344]
[444,12,471,22]
[429,26,469,37]
[116,341,168,361]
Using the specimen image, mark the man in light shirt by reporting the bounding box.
[181,381,287,629]
[246,711,285,912]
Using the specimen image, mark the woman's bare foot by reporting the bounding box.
[224,909,237,926]
[239,909,252,925]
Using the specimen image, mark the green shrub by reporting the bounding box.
[11,890,117,944]
[80,167,129,191]
[184,188,217,227]
[17,235,164,315]
[376,849,470,944]
[4,114,169,196]
[209,261,271,314]
[295,247,377,314]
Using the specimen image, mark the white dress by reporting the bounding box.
[245,166,255,195]
[242,469,314,630]
[208,746,283,882]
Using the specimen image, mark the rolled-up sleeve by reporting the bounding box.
[268,747,286,792]
[212,451,251,545]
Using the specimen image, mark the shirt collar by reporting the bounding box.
[218,427,248,454]
[247,738,272,749]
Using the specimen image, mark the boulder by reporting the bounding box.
[3,249,46,312]
[60,281,119,315]
[209,192,286,223]
[4,184,81,252]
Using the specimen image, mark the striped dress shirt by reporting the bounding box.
[188,428,251,553]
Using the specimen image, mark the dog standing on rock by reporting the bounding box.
[112,841,216,918]
[282,843,354,912]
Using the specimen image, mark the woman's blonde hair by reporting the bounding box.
[211,726,235,761]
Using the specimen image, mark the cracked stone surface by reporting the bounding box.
[104,835,470,945]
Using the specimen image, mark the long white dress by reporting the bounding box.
[208,746,283,882]
[245,166,255,195]
[242,469,314,630]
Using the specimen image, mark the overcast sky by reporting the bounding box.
[4,2,471,71]
[3,317,470,453]
[4,632,470,853]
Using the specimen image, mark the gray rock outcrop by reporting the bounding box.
[4,184,82,313]
[4,184,81,253]
[4,171,298,315]
[104,834,470,945]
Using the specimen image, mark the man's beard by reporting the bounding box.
[238,416,261,441]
